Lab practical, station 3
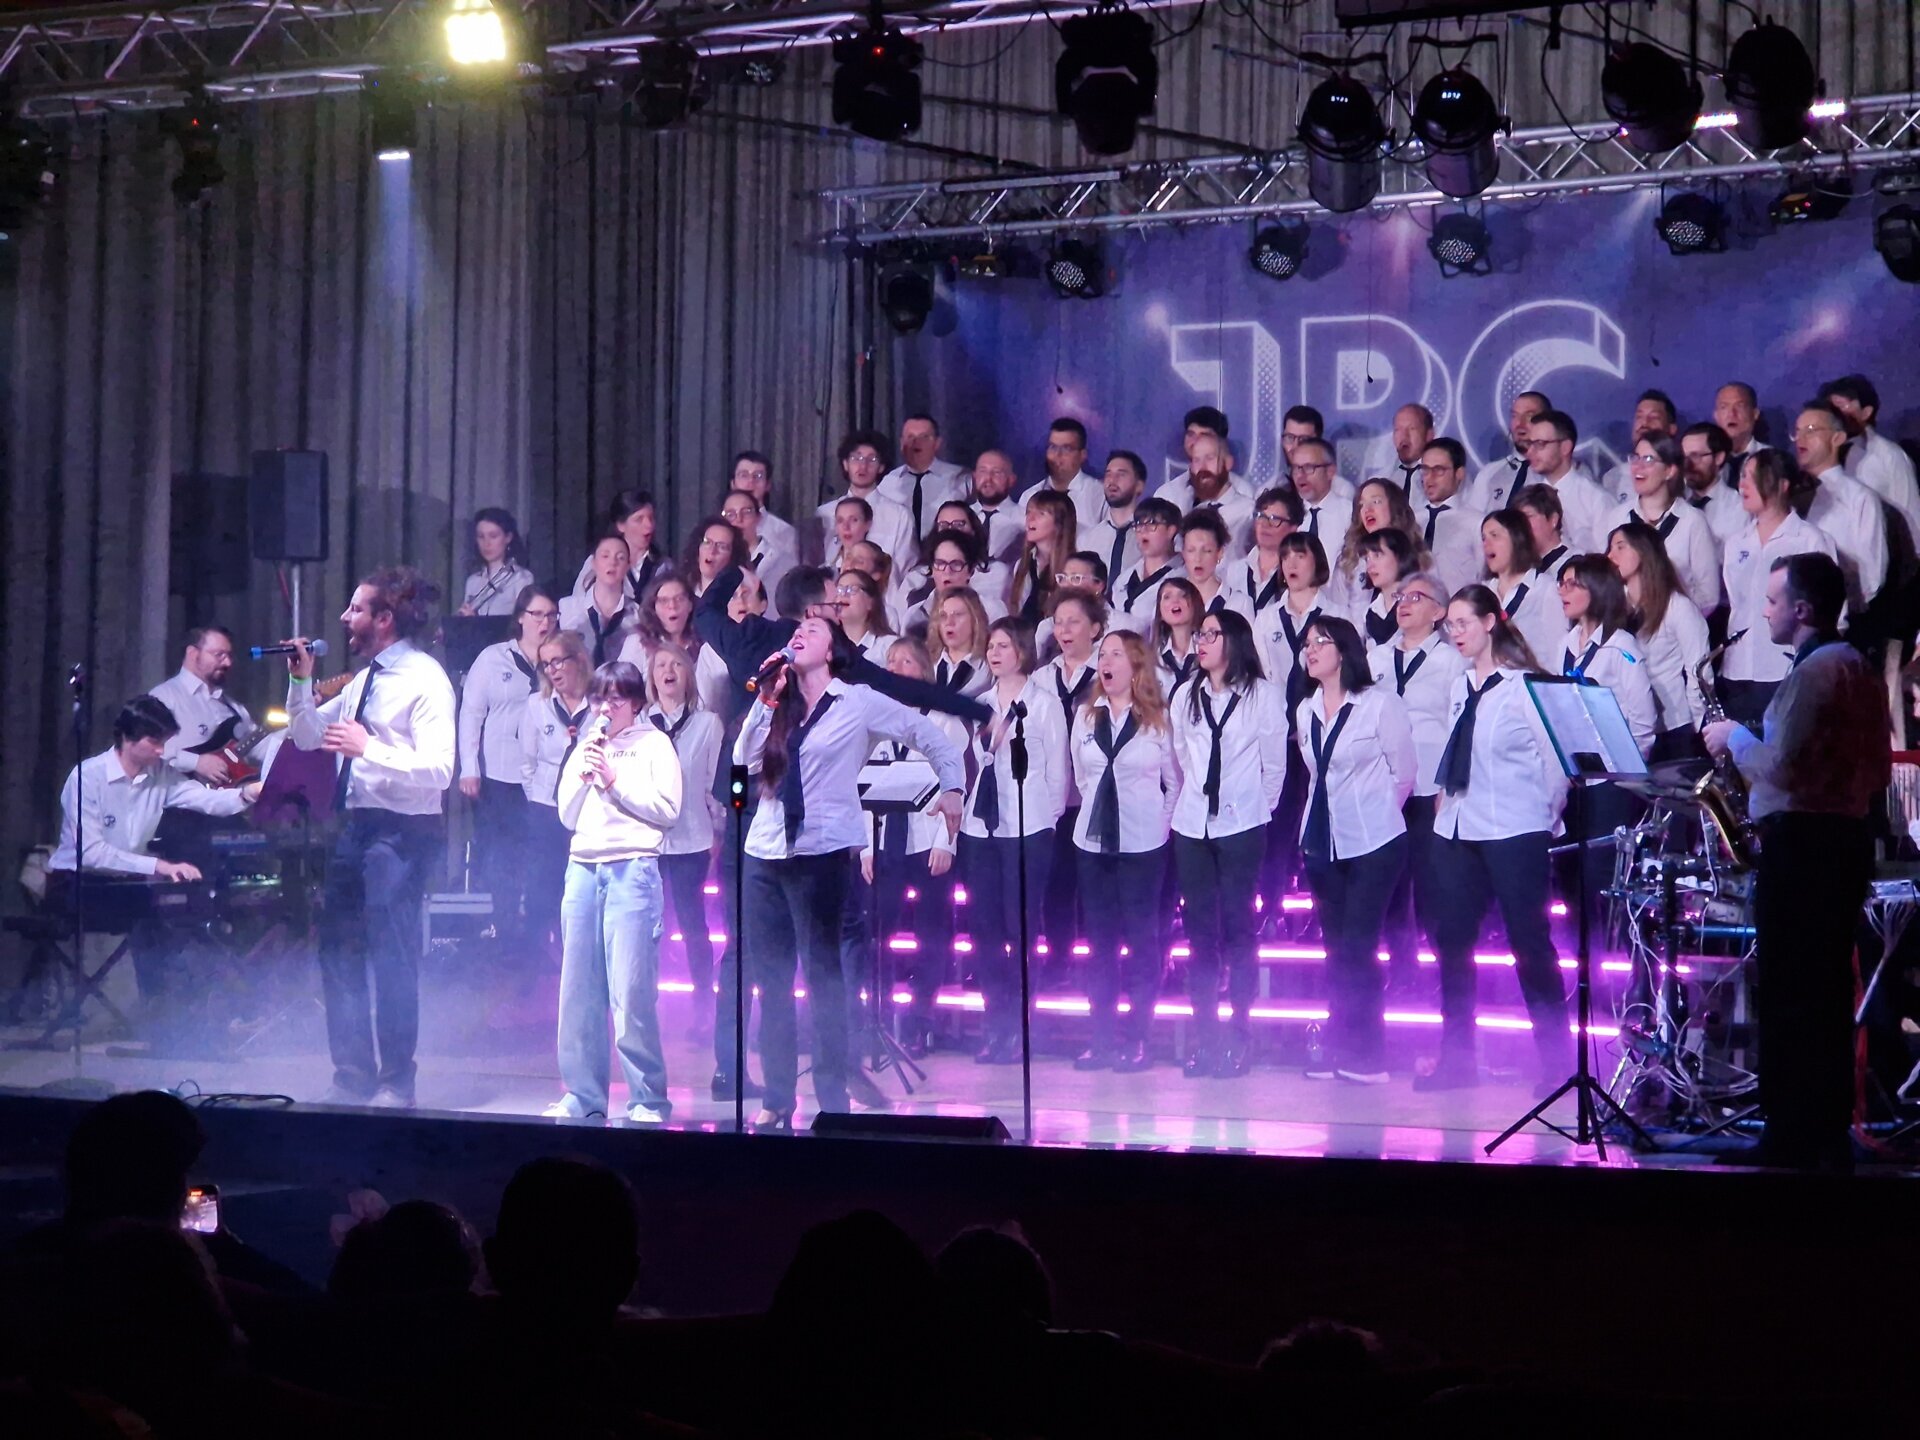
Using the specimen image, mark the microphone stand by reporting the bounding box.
[729,763,749,1135]
[1011,703,1033,1144]
[67,664,88,1069]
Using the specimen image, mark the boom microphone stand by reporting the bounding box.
[1011,701,1034,1145]
[67,664,88,1068]
[729,763,749,1135]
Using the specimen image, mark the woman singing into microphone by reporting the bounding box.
[1169,609,1286,1077]
[734,618,966,1128]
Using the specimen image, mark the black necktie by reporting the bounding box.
[588,605,623,667]
[1436,672,1502,794]
[1054,663,1094,724]
[1302,702,1354,863]
[1163,647,1196,690]
[938,658,974,694]
[908,471,928,537]
[1251,565,1283,613]
[877,741,912,856]
[1400,464,1420,496]
[1688,493,1710,511]
[1279,607,1320,713]
[1535,547,1565,578]
[557,700,589,773]
[1020,555,1044,625]
[1565,636,1601,679]
[973,726,1001,834]
[1653,511,1678,540]
[780,691,839,845]
[1199,689,1241,817]
[1105,524,1129,602]
[1086,708,1138,854]
[511,650,538,688]
[1392,645,1427,696]
[1307,507,1321,536]
[1124,563,1173,611]
[333,660,381,809]
[1501,582,1530,623]
[1424,503,1447,547]
[1366,606,1398,647]
[651,710,691,744]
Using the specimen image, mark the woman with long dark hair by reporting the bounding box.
[834,567,899,667]
[645,643,725,1043]
[1295,616,1416,1084]
[1168,609,1286,1077]
[459,507,536,617]
[1608,522,1710,762]
[1607,431,1721,610]
[1009,490,1078,627]
[1356,529,1420,649]
[1417,586,1571,1094]
[1556,552,1656,755]
[1151,577,1204,697]
[680,515,750,599]
[573,488,668,602]
[1332,477,1427,610]
[1481,508,1562,665]
[733,617,966,1127]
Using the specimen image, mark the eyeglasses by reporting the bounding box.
[523,608,560,620]
[1557,576,1588,590]
[1196,627,1225,642]
[847,453,882,467]
[1525,437,1568,451]
[540,657,573,670]
[1131,518,1171,531]
[1289,461,1334,476]
[699,538,734,551]
[1628,453,1662,467]
[1304,634,1338,649]
[1441,618,1480,635]
[1055,574,1097,588]
[931,558,969,574]
[1255,510,1294,525]
[721,508,757,522]
[1394,590,1443,608]
[833,586,862,600]
[1789,424,1840,439]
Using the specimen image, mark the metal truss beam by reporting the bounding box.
[821,93,1920,246]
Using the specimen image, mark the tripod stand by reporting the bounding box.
[852,767,941,1096]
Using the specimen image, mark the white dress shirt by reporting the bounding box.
[520,692,589,806]
[930,650,994,701]
[1069,702,1180,854]
[862,713,968,859]
[558,591,639,664]
[759,508,799,563]
[1083,514,1142,600]
[646,705,724,856]
[1419,498,1486,597]
[1115,558,1184,627]
[1685,479,1749,548]
[1021,470,1106,534]
[1227,553,1287,617]
[1536,465,1614,554]
[614,633,734,719]
[1635,593,1711,732]
[1035,654,1099,806]
[1367,630,1466,798]
[458,640,540,784]
[744,534,796,599]
[851,630,898,668]
[734,678,966,861]
[1169,677,1288,840]
[1157,641,1201,702]
[1606,497,1722,611]
[1192,578,1256,626]
[967,499,1026,566]
[1599,459,1635,507]
[1293,686,1418,861]
[50,749,251,874]
[557,723,682,865]
[1493,574,1565,675]
[902,583,1009,642]
[1256,589,1350,702]
[1846,427,1920,554]
[1297,493,1353,554]
[1357,590,1401,650]
[463,563,537,618]
[816,487,918,571]
[287,639,457,816]
[1802,464,1889,613]
[1720,513,1841,682]
[1728,639,1891,821]
[1434,668,1569,841]
[570,554,667,601]
[1468,452,1530,513]
[150,668,256,774]
[962,677,1069,840]
[878,459,969,539]
[1560,625,1656,756]
[1184,488,1256,559]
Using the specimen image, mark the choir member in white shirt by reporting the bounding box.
[1791,400,1888,616]
[458,585,560,943]
[1607,523,1711,762]
[1355,530,1421,650]
[839,538,909,633]
[1467,390,1551,514]
[966,450,1027,566]
[678,515,750,600]
[1035,589,1105,977]
[150,626,255,782]
[833,568,899,668]
[1713,383,1764,475]
[877,413,970,541]
[617,573,736,719]
[1229,487,1303,620]
[733,618,966,1127]
[1083,449,1148,599]
[1176,434,1256,558]
[1416,586,1571,1092]
[1034,553,1118,652]
[1678,422,1750,551]
[1009,489,1079,631]
[928,588,994,701]
[643,644,725,1042]
[1480,509,1564,669]
[1068,630,1181,1073]
[1288,437,1352,551]
[546,660,684,1124]
[1170,611,1287,1077]
[818,431,918,570]
[1151,577,1204,700]
[1598,389,1680,504]
[1719,447,1842,725]
[1296,617,1418,1083]
[1178,509,1256,627]
[729,450,799,568]
[1606,432,1722,610]
[721,488,796,598]
[286,567,457,1107]
[459,508,538,618]
[1364,403,1437,499]
[1022,417,1106,533]
[961,619,1067,1065]
[1415,439,1487,598]
[1331,480,1429,612]
[571,488,669,604]
[1523,410,1613,555]
[1161,405,1257,504]
[520,630,592,965]
[901,526,1009,638]
[1366,572,1464,997]
[1515,483,1571,582]
[1826,373,1920,552]
[560,534,640,667]
[1113,497,1186,629]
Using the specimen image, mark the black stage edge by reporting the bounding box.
[1,1090,1911,1416]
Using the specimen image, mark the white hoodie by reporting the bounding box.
[557,723,683,864]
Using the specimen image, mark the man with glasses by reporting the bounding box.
[1112,496,1185,627]
[1280,404,1355,500]
[1287,437,1351,546]
[721,488,794,597]
[729,450,798,567]
[1022,416,1105,532]
[1678,421,1748,547]
[1521,409,1612,555]
[1084,450,1150,603]
[1415,439,1484,595]
[966,449,1026,566]
[1600,389,1680,505]
[151,626,255,784]
[877,413,969,541]
[1467,389,1551,513]
[816,431,915,569]
[1793,400,1887,616]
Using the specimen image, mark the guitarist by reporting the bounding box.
[151,626,256,785]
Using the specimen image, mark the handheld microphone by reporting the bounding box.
[578,711,611,780]
[251,639,330,660]
[745,646,797,694]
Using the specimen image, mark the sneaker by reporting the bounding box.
[367,1085,415,1110]
[541,1099,587,1119]
[624,1104,668,1125]
[1304,1064,1337,1080]
[1336,1068,1390,1086]
[320,1084,376,1107]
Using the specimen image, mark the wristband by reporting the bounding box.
[290,675,311,685]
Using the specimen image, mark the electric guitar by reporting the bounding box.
[185,672,353,786]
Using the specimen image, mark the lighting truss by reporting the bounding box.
[822,91,1920,245]
[0,0,1207,117]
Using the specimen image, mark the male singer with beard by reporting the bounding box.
[967,449,1026,566]
[1467,390,1551,513]
[287,566,456,1108]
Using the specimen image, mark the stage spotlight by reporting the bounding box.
[1724,21,1818,151]
[632,41,709,129]
[1046,238,1105,299]
[1769,174,1851,226]
[1875,205,1920,283]
[1054,6,1159,157]
[832,5,923,141]
[1249,221,1309,280]
[1654,191,1726,256]
[0,111,55,236]
[1298,74,1384,213]
[1411,68,1503,199]
[165,92,224,205]
[1601,42,1703,154]
[1427,212,1491,277]
[445,0,509,67]
[366,75,417,162]
[878,261,936,333]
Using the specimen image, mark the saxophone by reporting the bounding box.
[1693,630,1757,867]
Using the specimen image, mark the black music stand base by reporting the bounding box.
[854,858,926,1098]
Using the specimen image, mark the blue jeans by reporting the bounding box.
[558,856,668,1116]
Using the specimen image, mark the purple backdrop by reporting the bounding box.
[894,187,1919,491]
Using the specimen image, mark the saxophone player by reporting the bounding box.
[1703,553,1890,1171]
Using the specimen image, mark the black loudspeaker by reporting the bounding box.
[169,472,252,597]
[810,1112,1011,1144]
[249,450,329,562]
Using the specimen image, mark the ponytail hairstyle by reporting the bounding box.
[759,621,860,798]
[1451,582,1546,674]
[1185,608,1266,723]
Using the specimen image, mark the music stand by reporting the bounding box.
[441,615,512,678]
[856,757,942,1095]
[1486,677,1655,1159]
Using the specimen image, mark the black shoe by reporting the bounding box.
[847,1066,893,1111]
[899,1019,932,1061]
[710,1071,765,1101]
[1411,1060,1479,1092]
[1072,1046,1113,1072]
[1214,1046,1252,1079]
[1112,1042,1152,1073]
[1182,1047,1212,1079]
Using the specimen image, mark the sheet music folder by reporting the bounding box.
[1523,676,1650,783]
[857,758,941,814]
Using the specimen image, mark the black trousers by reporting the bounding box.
[318,810,442,1096]
[1262,745,1311,907]
[1078,845,1169,1052]
[1754,811,1872,1160]
[1041,807,1082,963]
[960,832,1052,1044]
[522,802,571,959]
[1307,834,1408,1073]
[474,778,530,940]
[1429,831,1571,1077]
[745,849,854,1114]
[713,791,760,1075]
[659,851,714,1001]
[1173,828,1265,1054]
[1381,796,1437,989]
